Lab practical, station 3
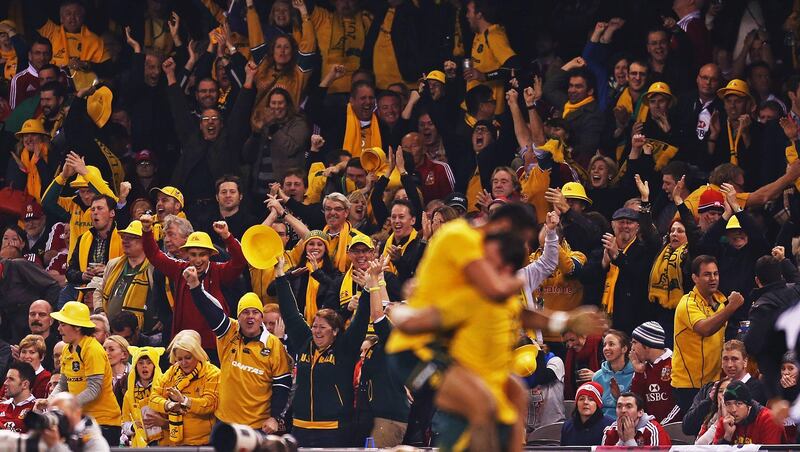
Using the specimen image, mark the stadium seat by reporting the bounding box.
[662,422,696,445]
[526,421,564,446]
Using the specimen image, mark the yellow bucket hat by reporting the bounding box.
[180,232,219,254]
[644,82,676,107]
[562,182,592,205]
[15,119,48,138]
[717,79,755,104]
[87,86,113,128]
[237,292,264,316]
[242,225,284,269]
[51,301,96,328]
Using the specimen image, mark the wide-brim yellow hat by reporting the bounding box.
[180,232,219,254]
[150,186,185,207]
[87,86,113,128]
[15,119,48,138]
[237,292,264,316]
[717,79,754,104]
[119,220,143,237]
[51,301,95,328]
[242,225,284,269]
[361,147,387,173]
[644,82,676,107]
[562,181,592,205]
[426,70,447,85]
[69,165,103,188]
[512,343,540,377]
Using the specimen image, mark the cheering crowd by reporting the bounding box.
[3,0,800,450]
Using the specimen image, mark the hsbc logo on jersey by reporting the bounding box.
[646,383,669,402]
[649,383,660,393]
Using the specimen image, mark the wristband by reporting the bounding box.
[378,280,386,287]
[548,311,569,333]
[368,286,381,293]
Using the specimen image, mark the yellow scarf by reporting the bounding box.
[100,259,151,328]
[0,47,16,80]
[126,347,165,447]
[339,265,356,306]
[645,138,679,171]
[20,144,48,202]
[77,229,122,272]
[648,243,687,309]
[727,121,743,165]
[562,96,595,119]
[601,239,635,314]
[323,222,353,272]
[615,88,649,123]
[382,228,417,274]
[304,261,321,324]
[342,103,381,157]
[167,362,202,444]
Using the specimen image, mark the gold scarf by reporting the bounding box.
[100,259,151,328]
[167,362,202,444]
[648,243,687,309]
[382,228,417,274]
[304,261,321,324]
[615,88,649,123]
[727,121,743,165]
[323,222,352,272]
[78,229,123,272]
[562,96,595,119]
[601,239,635,314]
[56,25,104,90]
[20,144,48,202]
[339,265,356,306]
[342,103,381,157]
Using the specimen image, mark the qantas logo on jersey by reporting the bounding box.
[232,360,265,376]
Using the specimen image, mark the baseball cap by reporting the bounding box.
[348,234,375,250]
[150,186,184,206]
[23,202,44,220]
[445,192,467,211]
[135,149,155,163]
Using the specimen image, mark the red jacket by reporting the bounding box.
[602,415,671,446]
[630,349,681,424]
[713,403,785,445]
[143,230,246,349]
[416,157,454,202]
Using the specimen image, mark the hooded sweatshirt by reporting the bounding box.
[602,412,672,446]
[592,359,635,417]
[122,346,165,447]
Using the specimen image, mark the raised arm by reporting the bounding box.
[185,266,232,336]
[274,259,312,353]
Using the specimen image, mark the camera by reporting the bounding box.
[25,410,71,439]
[210,422,297,452]
[0,410,71,452]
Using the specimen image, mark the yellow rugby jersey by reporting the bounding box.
[386,219,484,355]
[441,293,521,425]
[60,335,121,426]
[215,320,291,428]
[672,286,727,389]
[469,24,516,115]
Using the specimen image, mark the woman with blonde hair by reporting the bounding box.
[150,330,220,446]
[104,335,131,407]
[17,334,51,399]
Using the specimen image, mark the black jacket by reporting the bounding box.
[745,280,800,399]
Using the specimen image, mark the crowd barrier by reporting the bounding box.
[109,446,800,451]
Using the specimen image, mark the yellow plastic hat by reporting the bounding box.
[150,186,185,207]
[237,292,264,316]
[644,82,676,107]
[425,70,447,85]
[726,215,742,230]
[180,232,219,255]
[717,79,754,104]
[15,119,48,138]
[361,147,387,173]
[69,165,103,188]
[0,19,17,32]
[87,86,113,128]
[118,220,143,237]
[512,343,540,377]
[242,225,284,269]
[348,234,375,250]
[562,182,592,205]
[50,301,96,328]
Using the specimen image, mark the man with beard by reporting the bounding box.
[37,81,66,137]
[162,58,254,219]
[22,202,49,266]
[712,381,783,445]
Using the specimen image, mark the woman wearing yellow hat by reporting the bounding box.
[638,81,679,171]
[150,331,220,446]
[270,230,342,324]
[8,118,54,202]
[45,301,122,445]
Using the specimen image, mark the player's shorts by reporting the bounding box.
[388,342,451,395]
[433,411,512,452]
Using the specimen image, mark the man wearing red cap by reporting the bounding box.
[697,187,725,232]
[22,201,48,266]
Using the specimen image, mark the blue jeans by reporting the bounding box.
[57,284,78,309]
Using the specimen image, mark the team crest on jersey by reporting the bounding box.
[260,348,270,357]
[18,409,28,419]
[72,361,80,372]
[476,44,484,53]
[342,290,349,298]
[661,366,671,381]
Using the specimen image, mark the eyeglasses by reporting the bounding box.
[201,116,219,121]
[323,206,346,213]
